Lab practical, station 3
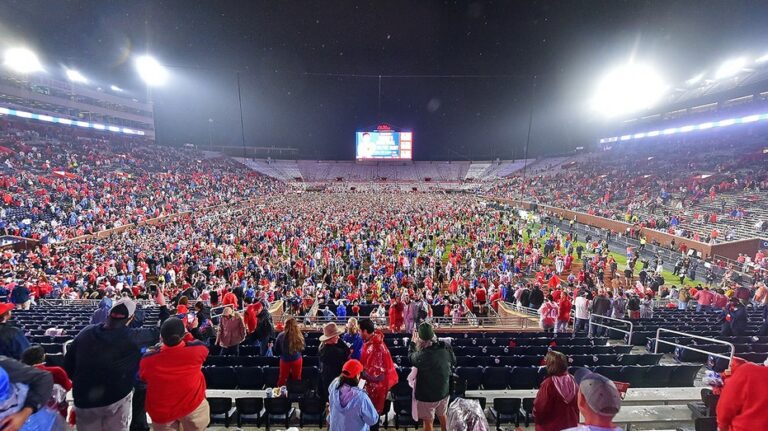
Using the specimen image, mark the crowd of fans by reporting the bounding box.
[0,118,765,430]
[487,134,768,245]
[0,118,285,242]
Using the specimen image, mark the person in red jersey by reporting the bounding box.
[139,317,209,431]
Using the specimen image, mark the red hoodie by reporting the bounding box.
[139,340,209,424]
[717,362,768,431]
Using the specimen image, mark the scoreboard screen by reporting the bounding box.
[356,124,412,160]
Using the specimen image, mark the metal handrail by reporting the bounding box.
[38,298,157,307]
[286,314,534,330]
[589,314,634,343]
[210,304,245,319]
[654,328,735,361]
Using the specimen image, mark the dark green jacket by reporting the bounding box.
[408,340,456,402]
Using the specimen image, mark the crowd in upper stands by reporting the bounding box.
[487,132,768,245]
[0,118,285,242]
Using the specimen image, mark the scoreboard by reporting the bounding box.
[356,124,412,160]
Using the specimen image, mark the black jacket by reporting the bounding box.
[529,289,545,310]
[0,323,30,360]
[318,341,351,398]
[0,356,53,413]
[64,323,158,408]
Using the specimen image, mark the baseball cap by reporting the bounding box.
[0,303,14,316]
[160,317,186,347]
[341,359,364,379]
[573,368,622,416]
[109,297,136,320]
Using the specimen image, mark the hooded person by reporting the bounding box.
[327,359,379,431]
[717,357,768,431]
[90,297,113,325]
[358,318,398,422]
[533,351,579,431]
[0,356,57,431]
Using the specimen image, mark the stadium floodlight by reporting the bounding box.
[3,48,44,74]
[715,57,746,79]
[590,62,667,117]
[756,53,768,64]
[134,55,168,87]
[65,68,87,83]
[110,85,123,92]
[686,73,705,86]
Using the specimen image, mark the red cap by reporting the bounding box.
[342,359,364,378]
[0,303,13,315]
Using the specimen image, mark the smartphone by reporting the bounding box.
[187,312,195,323]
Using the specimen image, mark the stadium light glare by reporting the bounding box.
[685,72,705,86]
[591,62,667,117]
[110,85,124,92]
[135,55,168,87]
[3,48,44,74]
[756,53,768,64]
[679,125,695,133]
[715,57,746,79]
[65,68,87,83]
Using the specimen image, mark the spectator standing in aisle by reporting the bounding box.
[139,317,209,431]
[359,318,398,431]
[573,292,591,336]
[64,297,159,431]
[343,317,364,360]
[408,322,456,431]
[275,317,305,386]
[720,297,748,337]
[533,351,579,431]
[318,322,351,404]
[0,303,29,360]
[538,295,559,333]
[216,306,246,356]
[327,359,379,431]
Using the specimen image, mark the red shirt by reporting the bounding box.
[139,340,209,424]
[222,292,238,308]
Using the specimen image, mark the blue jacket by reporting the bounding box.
[342,333,364,360]
[327,378,379,431]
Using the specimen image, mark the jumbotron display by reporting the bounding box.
[356,124,412,160]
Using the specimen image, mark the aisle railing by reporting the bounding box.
[654,328,735,362]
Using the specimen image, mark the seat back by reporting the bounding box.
[493,397,522,414]
[235,367,264,390]
[264,397,292,415]
[235,397,263,415]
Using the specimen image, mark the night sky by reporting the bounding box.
[2,0,768,159]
